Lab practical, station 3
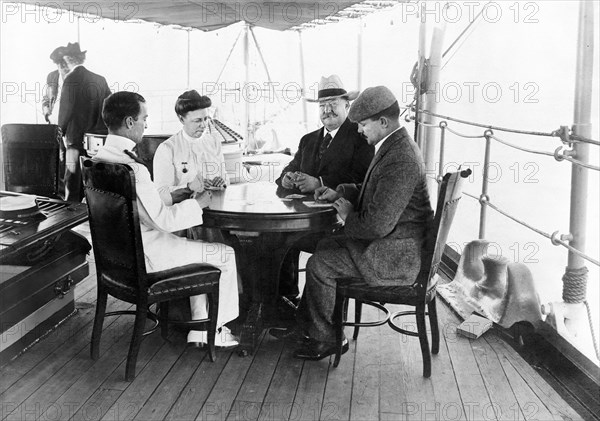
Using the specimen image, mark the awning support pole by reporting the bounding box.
[422,23,446,207]
[297,30,308,132]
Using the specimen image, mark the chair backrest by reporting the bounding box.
[419,168,472,291]
[81,159,148,294]
[1,124,61,197]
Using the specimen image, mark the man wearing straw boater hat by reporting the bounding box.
[272,86,434,360]
[274,75,374,303]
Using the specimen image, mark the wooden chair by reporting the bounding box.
[332,169,471,377]
[1,124,61,197]
[82,159,221,381]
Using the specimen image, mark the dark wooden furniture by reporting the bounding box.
[1,124,62,197]
[0,192,89,366]
[82,159,223,381]
[201,182,338,356]
[332,169,471,377]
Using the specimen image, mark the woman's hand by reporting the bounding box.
[187,173,205,192]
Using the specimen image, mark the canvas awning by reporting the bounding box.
[11,1,404,31]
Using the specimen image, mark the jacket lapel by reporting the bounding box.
[357,127,408,208]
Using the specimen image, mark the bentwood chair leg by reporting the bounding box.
[91,288,108,360]
[416,304,431,378]
[125,305,148,381]
[428,298,440,355]
[207,288,219,362]
[353,300,363,340]
[159,302,170,340]
[333,290,345,368]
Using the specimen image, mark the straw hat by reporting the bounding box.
[305,75,359,102]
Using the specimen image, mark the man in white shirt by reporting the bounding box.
[93,91,239,348]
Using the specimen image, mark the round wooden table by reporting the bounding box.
[201,181,338,355]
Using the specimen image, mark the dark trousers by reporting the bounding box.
[64,146,85,202]
[296,236,359,344]
[278,231,328,297]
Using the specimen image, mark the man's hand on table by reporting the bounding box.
[293,172,320,193]
[314,186,341,202]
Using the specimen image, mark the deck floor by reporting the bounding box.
[0,258,584,421]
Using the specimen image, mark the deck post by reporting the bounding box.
[560,0,594,341]
[422,23,446,207]
[243,22,251,151]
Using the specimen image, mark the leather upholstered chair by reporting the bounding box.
[1,124,61,197]
[81,159,221,381]
[332,169,471,377]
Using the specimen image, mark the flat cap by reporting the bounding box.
[348,86,397,123]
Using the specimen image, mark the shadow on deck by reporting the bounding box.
[0,257,585,421]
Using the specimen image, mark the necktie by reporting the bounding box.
[319,132,332,160]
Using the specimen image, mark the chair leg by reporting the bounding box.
[333,289,345,368]
[428,298,440,355]
[125,305,148,381]
[416,304,431,378]
[159,302,169,340]
[353,300,363,340]
[207,286,219,362]
[91,288,108,360]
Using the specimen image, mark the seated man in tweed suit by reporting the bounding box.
[271,86,434,360]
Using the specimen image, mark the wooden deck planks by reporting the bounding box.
[0,276,586,421]
[258,340,304,421]
[163,348,234,421]
[195,334,262,421]
[227,334,286,421]
[349,319,381,421]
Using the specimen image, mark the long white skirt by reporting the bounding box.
[141,229,239,327]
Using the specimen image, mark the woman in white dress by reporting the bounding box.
[153,90,239,347]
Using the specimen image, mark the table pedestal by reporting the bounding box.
[225,230,309,356]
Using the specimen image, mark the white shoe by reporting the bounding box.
[187,326,239,348]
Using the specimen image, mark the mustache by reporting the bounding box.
[322,112,338,118]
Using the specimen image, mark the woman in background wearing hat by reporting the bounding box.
[153,90,228,206]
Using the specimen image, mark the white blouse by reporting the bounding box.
[153,128,229,205]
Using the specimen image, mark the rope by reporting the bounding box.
[563,156,600,172]
[571,133,600,146]
[445,125,486,139]
[461,192,600,267]
[490,134,556,157]
[562,268,600,360]
[584,300,600,361]
[420,109,557,137]
[562,266,588,303]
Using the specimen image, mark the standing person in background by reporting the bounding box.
[42,46,69,125]
[42,45,70,198]
[58,42,111,202]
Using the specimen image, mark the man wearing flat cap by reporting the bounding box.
[58,42,111,202]
[272,86,434,361]
[274,75,374,302]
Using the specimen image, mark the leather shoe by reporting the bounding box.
[269,326,309,344]
[293,339,349,361]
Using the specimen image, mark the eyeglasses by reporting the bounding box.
[319,100,340,109]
